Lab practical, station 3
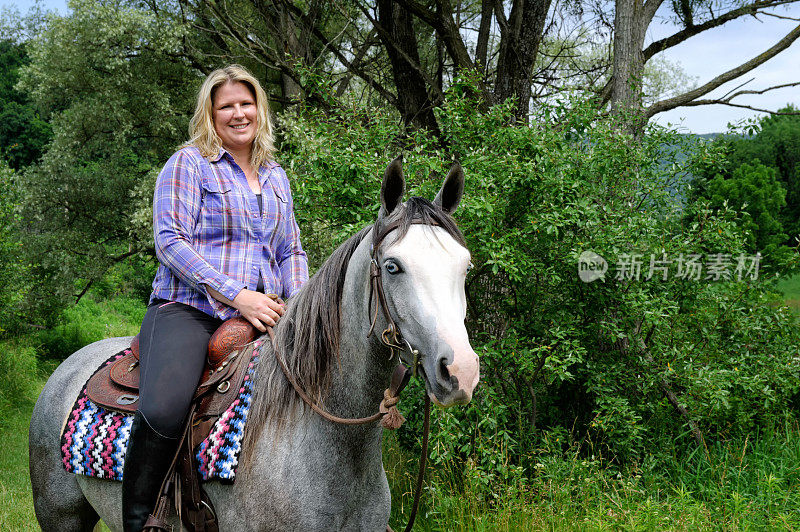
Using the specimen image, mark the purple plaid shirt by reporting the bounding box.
[150,146,309,320]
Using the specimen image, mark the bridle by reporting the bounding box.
[367,218,437,374]
[270,218,443,532]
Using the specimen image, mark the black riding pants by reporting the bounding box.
[137,299,223,438]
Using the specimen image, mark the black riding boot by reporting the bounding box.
[122,411,178,532]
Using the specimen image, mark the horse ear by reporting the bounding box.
[433,162,464,214]
[380,156,405,215]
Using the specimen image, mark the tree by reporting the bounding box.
[603,0,800,132]
[16,0,198,321]
[164,1,799,131]
[702,162,788,255]
[0,40,52,169]
[726,106,800,239]
[0,160,29,333]
[694,106,800,245]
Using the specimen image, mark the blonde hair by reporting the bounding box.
[186,64,276,168]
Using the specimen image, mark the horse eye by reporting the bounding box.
[385,261,401,274]
[466,261,474,274]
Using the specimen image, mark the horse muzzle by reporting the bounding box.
[425,347,480,407]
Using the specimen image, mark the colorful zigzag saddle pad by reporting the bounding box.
[60,341,261,482]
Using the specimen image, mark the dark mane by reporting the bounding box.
[240,197,464,462]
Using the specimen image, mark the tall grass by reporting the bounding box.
[385,417,800,530]
[0,338,57,530]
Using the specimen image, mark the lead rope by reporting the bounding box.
[403,395,430,532]
[267,328,408,428]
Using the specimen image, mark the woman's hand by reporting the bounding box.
[231,290,285,332]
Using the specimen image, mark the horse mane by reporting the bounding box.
[240,197,464,463]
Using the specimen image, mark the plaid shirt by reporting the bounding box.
[150,146,309,320]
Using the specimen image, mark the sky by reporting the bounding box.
[646,5,800,133]
[3,0,799,134]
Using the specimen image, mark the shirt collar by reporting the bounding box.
[209,147,280,170]
[209,147,229,163]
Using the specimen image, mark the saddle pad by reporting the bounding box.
[60,341,262,482]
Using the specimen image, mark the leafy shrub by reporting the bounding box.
[36,295,144,360]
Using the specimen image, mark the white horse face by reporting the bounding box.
[380,225,480,406]
[375,157,480,406]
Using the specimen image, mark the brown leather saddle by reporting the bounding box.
[85,316,259,448]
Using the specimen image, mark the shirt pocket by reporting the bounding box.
[200,175,233,213]
[262,180,287,243]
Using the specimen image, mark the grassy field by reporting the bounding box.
[776,273,800,313]
[0,296,143,531]
[3,291,800,530]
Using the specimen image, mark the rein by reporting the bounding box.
[269,219,436,532]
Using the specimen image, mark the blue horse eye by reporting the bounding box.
[385,261,400,274]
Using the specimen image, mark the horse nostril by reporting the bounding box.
[438,358,451,382]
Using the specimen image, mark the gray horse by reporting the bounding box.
[29,158,480,531]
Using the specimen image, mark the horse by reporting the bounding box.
[29,157,480,531]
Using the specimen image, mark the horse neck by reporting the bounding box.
[325,234,395,419]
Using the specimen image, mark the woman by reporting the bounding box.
[122,65,308,531]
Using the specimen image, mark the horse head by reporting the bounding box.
[371,157,480,407]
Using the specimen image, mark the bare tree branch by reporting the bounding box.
[394,0,478,71]
[646,23,800,118]
[356,1,446,102]
[718,77,756,100]
[682,100,800,115]
[643,0,799,61]
[275,0,399,105]
[643,0,666,28]
[335,29,378,98]
[761,10,800,20]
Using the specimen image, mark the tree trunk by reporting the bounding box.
[475,0,493,74]
[278,5,305,101]
[494,0,552,120]
[377,0,441,134]
[610,0,662,133]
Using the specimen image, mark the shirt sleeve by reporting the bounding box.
[275,167,309,298]
[153,150,246,308]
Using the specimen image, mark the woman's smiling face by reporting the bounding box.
[212,81,257,154]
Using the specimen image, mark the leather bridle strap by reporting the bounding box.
[368,219,439,358]
[268,328,430,532]
[270,217,439,532]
